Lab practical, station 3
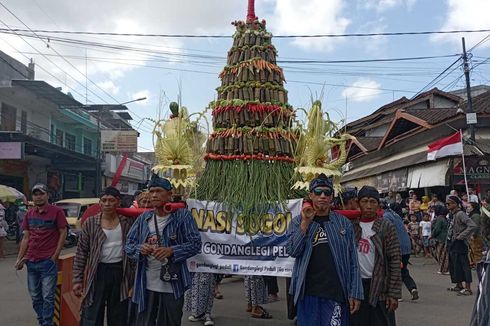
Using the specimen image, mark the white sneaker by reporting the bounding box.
[188,315,204,322]
[204,315,215,326]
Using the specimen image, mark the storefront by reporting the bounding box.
[452,156,490,195]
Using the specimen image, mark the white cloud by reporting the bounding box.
[341,79,382,102]
[432,0,490,49]
[96,80,119,95]
[131,90,150,106]
[363,0,417,12]
[267,0,350,52]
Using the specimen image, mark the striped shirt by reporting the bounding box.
[125,208,201,313]
[72,214,135,308]
[353,218,402,306]
[287,211,363,305]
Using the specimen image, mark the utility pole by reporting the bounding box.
[461,37,476,142]
[95,110,101,196]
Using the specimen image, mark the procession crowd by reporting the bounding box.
[7,175,490,326]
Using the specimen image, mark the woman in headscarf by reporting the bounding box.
[431,205,449,275]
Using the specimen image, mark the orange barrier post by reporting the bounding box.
[57,253,81,326]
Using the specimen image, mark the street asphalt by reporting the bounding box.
[0,240,476,325]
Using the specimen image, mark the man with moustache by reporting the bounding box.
[350,186,401,326]
[287,173,363,325]
[125,175,201,326]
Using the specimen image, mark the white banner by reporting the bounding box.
[186,198,302,277]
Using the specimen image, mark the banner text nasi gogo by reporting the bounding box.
[186,199,302,277]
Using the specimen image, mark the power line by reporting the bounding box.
[2,27,490,38]
[412,56,462,97]
[0,3,155,130]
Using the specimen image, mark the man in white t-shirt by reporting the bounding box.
[350,186,402,326]
[468,188,479,204]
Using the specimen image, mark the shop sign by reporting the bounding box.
[101,130,138,152]
[375,169,408,193]
[453,157,490,184]
[0,142,23,159]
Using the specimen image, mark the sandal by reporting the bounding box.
[457,289,473,296]
[246,304,252,312]
[214,291,223,300]
[251,306,272,319]
[447,286,463,292]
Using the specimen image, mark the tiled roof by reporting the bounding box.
[470,90,490,113]
[404,108,461,125]
[356,137,383,151]
[410,87,462,103]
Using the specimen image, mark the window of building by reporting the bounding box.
[55,129,63,146]
[1,103,17,131]
[65,133,76,151]
[21,111,27,133]
[83,137,92,156]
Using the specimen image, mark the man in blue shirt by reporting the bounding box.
[287,174,363,325]
[125,176,201,326]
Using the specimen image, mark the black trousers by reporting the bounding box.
[350,279,396,326]
[401,254,417,292]
[448,240,473,284]
[264,276,279,295]
[285,277,297,320]
[133,291,184,326]
[80,262,128,326]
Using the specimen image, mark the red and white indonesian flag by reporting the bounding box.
[427,131,463,160]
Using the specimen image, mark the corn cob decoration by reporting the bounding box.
[153,102,206,197]
[196,0,298,231]
[293,100,354,193]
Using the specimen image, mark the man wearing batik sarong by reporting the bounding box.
[287,174,363,326]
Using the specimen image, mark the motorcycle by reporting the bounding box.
[64,226,78,248]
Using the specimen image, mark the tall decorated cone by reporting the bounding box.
[196,0,298,231]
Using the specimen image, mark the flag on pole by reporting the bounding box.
[427,131,463,160]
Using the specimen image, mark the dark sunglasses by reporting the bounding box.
[312,188,333,196]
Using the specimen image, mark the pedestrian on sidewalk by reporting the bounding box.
[287,174,363,326]
[382,200,419,301]
[350,186,402,326]
[469,205,490,326]
[420,213,432,258]
[185,272,216,326]
[431,205,449,275]
[72,187,135,326]
[125,175,201,326]
[14,184,68,326]
[446,195,477,296]
[468,202,484,268]
[0,202,8,258]
[264,276,279,302]
[244,275,272,319]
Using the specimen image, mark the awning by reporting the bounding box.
[11,80,83,107]
[341,176,377,189]
[406,159,450,189]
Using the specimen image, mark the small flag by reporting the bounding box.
[427,131,463,160]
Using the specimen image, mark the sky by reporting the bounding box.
[1,0,490,152]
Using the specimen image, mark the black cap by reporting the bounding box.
[357,186,380,203]
[148,174,173,191]
[309,173,333,192]
[101,186,121,199]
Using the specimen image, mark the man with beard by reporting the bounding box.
[14,184,68,326]
[287,173,363,325]
[350,186,401,326]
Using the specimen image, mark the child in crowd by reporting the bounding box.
[408,214,421,256]
[0,202,8,258]
[420,213,432,258]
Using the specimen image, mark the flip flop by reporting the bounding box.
[447,286,463,292]
[251,306,272,319]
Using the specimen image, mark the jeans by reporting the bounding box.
[26,259,58,326]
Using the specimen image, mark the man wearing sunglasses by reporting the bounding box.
[287,173,363,326]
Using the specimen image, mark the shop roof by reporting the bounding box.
[11,80,83,108]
